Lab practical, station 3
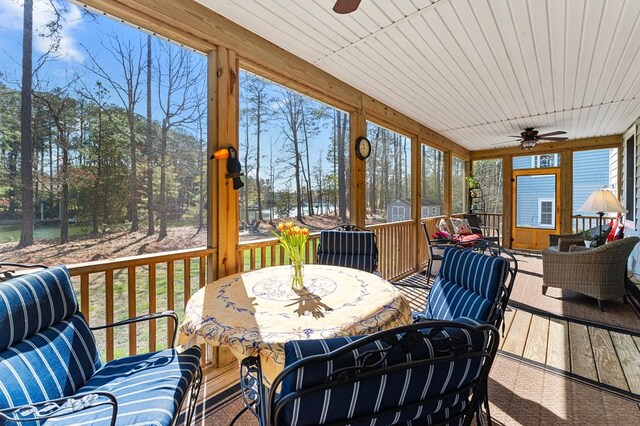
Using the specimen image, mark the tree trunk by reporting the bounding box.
[128,112,138,231]
[158,121,168,240]
[146,36,155,235]
[337,112,347,220]
[19,0,34,247]
[256,102,263,221]
[60,130,69,243]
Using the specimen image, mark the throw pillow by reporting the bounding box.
[451,218,473,235]
[436,218,451,235]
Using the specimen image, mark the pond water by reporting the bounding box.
[0,224,92,243]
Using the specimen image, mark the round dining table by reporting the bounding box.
[178,264,412,384]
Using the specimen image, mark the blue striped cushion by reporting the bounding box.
[439,247,508,301]
[0,266,78,351]
[317,230,377,273]
[278,325,486,426]
[41,346,202,426]
[0,313,102,419]
[422,248,508,322]
[423,276,494,321]
[318,230,377,255]
[316,252,375,273]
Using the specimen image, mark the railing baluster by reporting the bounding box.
[199,256,206,288]
[80,274,89,323]
[149,262,157,353]
[105,270,114,361]
[167,261,175,348]
[184,258,191,309]
[128,266,137,356]
[250,248,256,270]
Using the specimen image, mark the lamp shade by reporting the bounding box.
[578,189,627,214]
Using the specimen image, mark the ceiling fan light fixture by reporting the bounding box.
[521,140,536,150]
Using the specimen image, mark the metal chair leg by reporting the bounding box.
[185,366,202,426]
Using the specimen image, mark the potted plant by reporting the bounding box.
[582,230,598,248]
[465,175,480,197]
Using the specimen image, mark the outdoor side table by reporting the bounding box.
[178,264,412,384]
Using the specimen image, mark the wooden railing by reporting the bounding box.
[367,220,416,280]
[67,247,215,362]
[238,233,321,271]
[237,220,417,281]
[572,215,615,233]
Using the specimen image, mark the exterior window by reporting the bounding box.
[366,121,411,225]
[238,70,350,237]
[531,154,559,168]
[421,145,445,218]
[390,206,406,222]
[538,199,554,227]
[431,207,437,215]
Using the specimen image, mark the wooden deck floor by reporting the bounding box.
[192,265,640,422]
[397,271,640,397]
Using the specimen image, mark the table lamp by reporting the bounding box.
[578,189,627,238]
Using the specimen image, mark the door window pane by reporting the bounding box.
[516,174,556,229]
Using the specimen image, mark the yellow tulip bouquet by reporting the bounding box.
[273,221,309,290]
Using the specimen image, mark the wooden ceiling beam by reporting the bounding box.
[469,135,622,160]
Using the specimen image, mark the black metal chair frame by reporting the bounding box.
[316,224,379,273]
[0,263,203,426]
[451,240,519,333]
[422,220,457,278]
[239,321,499,426]
[463,214,500,244]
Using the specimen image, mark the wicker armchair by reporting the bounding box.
[542,237,639,310]
[548,224,611,252]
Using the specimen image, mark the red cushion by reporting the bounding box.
[451,233,483,247]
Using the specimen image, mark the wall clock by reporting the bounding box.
[355,136,371,160]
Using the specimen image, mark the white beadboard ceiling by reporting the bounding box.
[196,0,640,151]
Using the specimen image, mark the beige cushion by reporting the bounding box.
[450,218,473,235]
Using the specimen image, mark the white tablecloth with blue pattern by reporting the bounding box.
[179,265,412,383]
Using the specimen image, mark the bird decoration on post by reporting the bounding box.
[210,147,244,190]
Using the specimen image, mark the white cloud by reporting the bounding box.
[33,0,84,63]
[1,0,85,62]
[0,0,25,31]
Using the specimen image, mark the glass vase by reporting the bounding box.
[290,260,304,291]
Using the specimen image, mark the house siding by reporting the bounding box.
[515,175,556,228]
[573,149,612,215]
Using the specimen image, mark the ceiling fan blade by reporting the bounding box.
[538,136,569,141]
[492,139,522,145]
[537,130,567,137]
[507,135,522,138]
[333,0,361,14]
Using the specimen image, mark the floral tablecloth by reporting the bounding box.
[179,264,412,384]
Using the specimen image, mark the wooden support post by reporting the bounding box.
[350,110,366,228]
[560,149,573,233]
[502,155,513,249]
[443,151,452,217]
[465,159,472,212]
[413,136,422,272]
[207,50,217,283]
[212,46,240,279]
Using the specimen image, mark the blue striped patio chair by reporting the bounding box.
[418,242,517,332]
[239,320,499,426]
[0,265,202,426]
[316,226,378,273]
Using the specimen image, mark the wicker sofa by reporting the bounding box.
[541,236,639,310]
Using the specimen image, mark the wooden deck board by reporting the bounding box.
[499,309,516,350]
[523,314,549,364]
[568,322,598,382]
[502,310,532,356]
[546,318,570,371]
[589,327,629,391]
[610,331,640,394]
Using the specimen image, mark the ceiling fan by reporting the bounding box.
[333,0,361,14]
[503,127,568,150]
